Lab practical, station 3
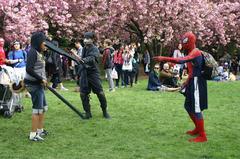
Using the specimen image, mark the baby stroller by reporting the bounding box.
[0,65,23,118]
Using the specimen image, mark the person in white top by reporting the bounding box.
[122,45,134,87]
[173,43,184,79]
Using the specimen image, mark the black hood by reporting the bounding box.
[84,32,95,39]
[31,32,46,52]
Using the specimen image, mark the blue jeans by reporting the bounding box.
[25,84,48,114]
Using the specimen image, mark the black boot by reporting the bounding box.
[96,92,111,119]
[102,109,111,119]
[82,112,92,120]
[80,93,92,120]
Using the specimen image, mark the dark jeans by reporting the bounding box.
[133,64,139,84]
[123,70,133,87]
[162,77,178,88]
[179,68,183,80]
[115,64,124,87]
[50,72,62,88]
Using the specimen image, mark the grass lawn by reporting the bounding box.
[0,79,240,159]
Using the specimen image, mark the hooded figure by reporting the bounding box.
[25,32,47,83]
[153,32,208,143]
[79,32,110,119]
[24,32,49,141]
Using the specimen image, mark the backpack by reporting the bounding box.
[201,51,218,80]
[46,52,53,64]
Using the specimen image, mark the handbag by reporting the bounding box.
[111,67,118,79]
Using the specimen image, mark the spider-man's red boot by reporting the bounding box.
[186,114,198,136]
[189,118,207,142]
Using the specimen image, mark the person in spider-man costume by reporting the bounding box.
[153,32,208,142]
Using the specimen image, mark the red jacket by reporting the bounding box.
[102,48,113,69]
[0,48,6,65]
[113,49,124,65]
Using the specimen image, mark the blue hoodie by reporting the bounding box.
[8,50,27,68]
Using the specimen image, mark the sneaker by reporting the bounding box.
[39,129,48,137]
[29,135,44,141]
[60,87,69,91]
[109,89,115,92]
[25,92,31,98]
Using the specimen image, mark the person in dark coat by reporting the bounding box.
[153,32,208,143]
[72,32,110,119]
[49,40,68,90]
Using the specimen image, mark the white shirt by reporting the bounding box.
[173,49,184,68]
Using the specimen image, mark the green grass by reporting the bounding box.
[0,79,240,159]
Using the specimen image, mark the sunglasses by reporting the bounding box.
[182,37,188,44]
[154,67,160,69]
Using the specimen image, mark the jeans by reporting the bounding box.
[105,68,115,90]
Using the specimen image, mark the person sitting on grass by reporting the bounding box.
[147,63,180,92]
[159,62,179,88]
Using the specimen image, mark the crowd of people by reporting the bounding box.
[1,34,240,97]
[1,31,240,143]
[1,35,240,96]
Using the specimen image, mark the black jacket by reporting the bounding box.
[80,44,100,73]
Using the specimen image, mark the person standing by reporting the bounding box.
[133,43,140,84]
[143,50,150,74]
[0,38,10,66]
[24,32,49,141]
[113,45,124,88]
[102,39,115,92]
[173,43,184,80]
[122,45,134,87]
[72,32,110,119]
[153,32,208,143]
[24,37,31,54]
[49,40,68,91]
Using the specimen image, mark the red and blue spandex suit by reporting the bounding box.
[153,32,208,142]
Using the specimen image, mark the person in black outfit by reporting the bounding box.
[72,32,110,119]
[48,41,68,90]
[133,44,140,84]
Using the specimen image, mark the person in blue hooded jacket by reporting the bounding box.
[8,41,27,80]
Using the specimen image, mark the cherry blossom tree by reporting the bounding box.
[0,0,72,43]
[0,0,239,55]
